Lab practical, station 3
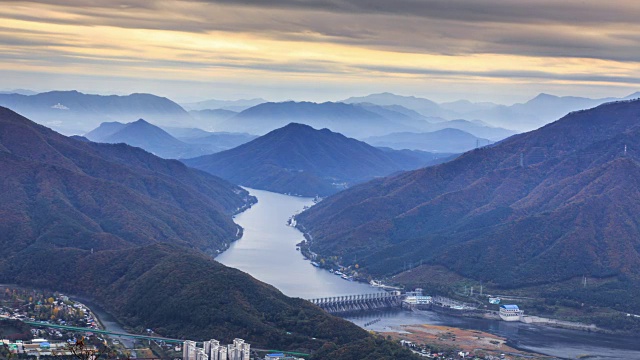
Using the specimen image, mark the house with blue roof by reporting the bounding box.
[499,304,523,321]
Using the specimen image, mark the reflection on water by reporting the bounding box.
[217,188,381,299]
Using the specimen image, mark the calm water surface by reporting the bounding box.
[345,310,640,360]
[219,188,640,360]
[217,188,380,299]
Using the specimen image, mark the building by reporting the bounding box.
[404,295,432,305]
[228,338,250,360]
[499,304,523,321]
[265,353,303,360]
[184,338,249,360]
[204,339,227,360]
[183,340,197,360]
[196,347,209,360]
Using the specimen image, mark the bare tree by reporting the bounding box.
[54,337,130,360]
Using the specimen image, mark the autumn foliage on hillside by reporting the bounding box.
[297,100,640,311]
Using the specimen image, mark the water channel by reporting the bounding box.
[217,188,380,299]
[219,188,640,360]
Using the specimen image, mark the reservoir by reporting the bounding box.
[217,188,379,299]
[219,188,640,360]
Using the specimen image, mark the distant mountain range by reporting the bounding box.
[0,89,38,96]
[178,131,257,151]
[5,89,637,143]
[296,99,640,312]
[188,109,239,131]
[212,101,515,141]
[344,91,640,131]
[0,90,192,134]
[215,101,415,138]
[182,98,267,112]
[85,120,255,158]
[0,106,418,357]
[184,123,453,196]
[364,129,491,153]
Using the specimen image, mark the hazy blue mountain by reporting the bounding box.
[182,98,266,111]
[84,121,128,140]
[162,126,256,151]
[439,99,498,113]
[296,99,640,313]
[188,109,239,131]
[364,129,490,153]
[344,91,640,132]
[343,92,454,118]
[184,123,447,196]
[0,90,193,134]
[162,126,214,139]
[219,101,424,138]
[179,132,257,152]
[0,89,38,95]
[352,103,433,131]
[425,119,516,141]
[69,135,90,142]
[85,120,236,159]
[622,91,640,100]
[469,93,614,130]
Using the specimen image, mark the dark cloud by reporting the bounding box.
[20,0,640,26]
[9,0,640,63]
[2,0,639,100]
[359,64,640,85]
[197,0,640,25]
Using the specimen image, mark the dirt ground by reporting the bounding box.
[380,324,556,359]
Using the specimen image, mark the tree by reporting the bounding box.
[54,337,129,360]
[1,343,15,359]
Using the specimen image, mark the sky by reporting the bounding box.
[1,0,639,104]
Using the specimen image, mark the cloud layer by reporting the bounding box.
[1,0,639,102]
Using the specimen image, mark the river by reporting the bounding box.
[76,299,135,349]
[217,188,380,299]
[219,188,640,360]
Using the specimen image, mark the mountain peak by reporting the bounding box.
[529,92,558,102]
[280,122,317,131]
[130,118,152,125]
[184,123,439,196]
[296,97,640,293]
[623,91,640,100]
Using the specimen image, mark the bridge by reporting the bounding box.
[22,320,184,344]
[15,320,311,357]
[308,292,402,314]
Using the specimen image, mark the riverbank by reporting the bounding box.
[381,324,555,359]
[450,310,605,334]
[217,188,377,298]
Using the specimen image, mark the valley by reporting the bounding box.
[4,1,640,359]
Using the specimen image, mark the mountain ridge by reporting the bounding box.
[85,119,254,159]
[295,99,640,305]
[184,123,451,196]
[0,90,193,134]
